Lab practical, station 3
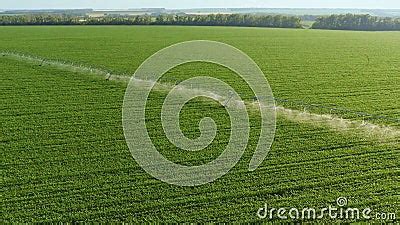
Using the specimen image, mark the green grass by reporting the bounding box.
[1,26,399,222]
[0,26,399,122]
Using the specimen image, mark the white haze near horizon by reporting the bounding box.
[1,0,400,10]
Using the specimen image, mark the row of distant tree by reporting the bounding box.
[312,14,400,31]
[156,14,303,28]
[1,14,399,31]
[0,14,302,28]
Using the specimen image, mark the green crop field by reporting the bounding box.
[1,26,399,222]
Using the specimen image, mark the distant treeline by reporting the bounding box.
[312,14,400,31]
[0,14,302,28]
[155,14,302,28]
[2,14,400,31]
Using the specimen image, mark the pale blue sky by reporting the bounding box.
[1,0,400,10]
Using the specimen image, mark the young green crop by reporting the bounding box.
[0,26,398,122]
[1,56,398,222]
[0,26,399,222]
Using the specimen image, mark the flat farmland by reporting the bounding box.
[0,26,399,120]
[0,26,399,222]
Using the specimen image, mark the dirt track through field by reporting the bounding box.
[2,51,399,141]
